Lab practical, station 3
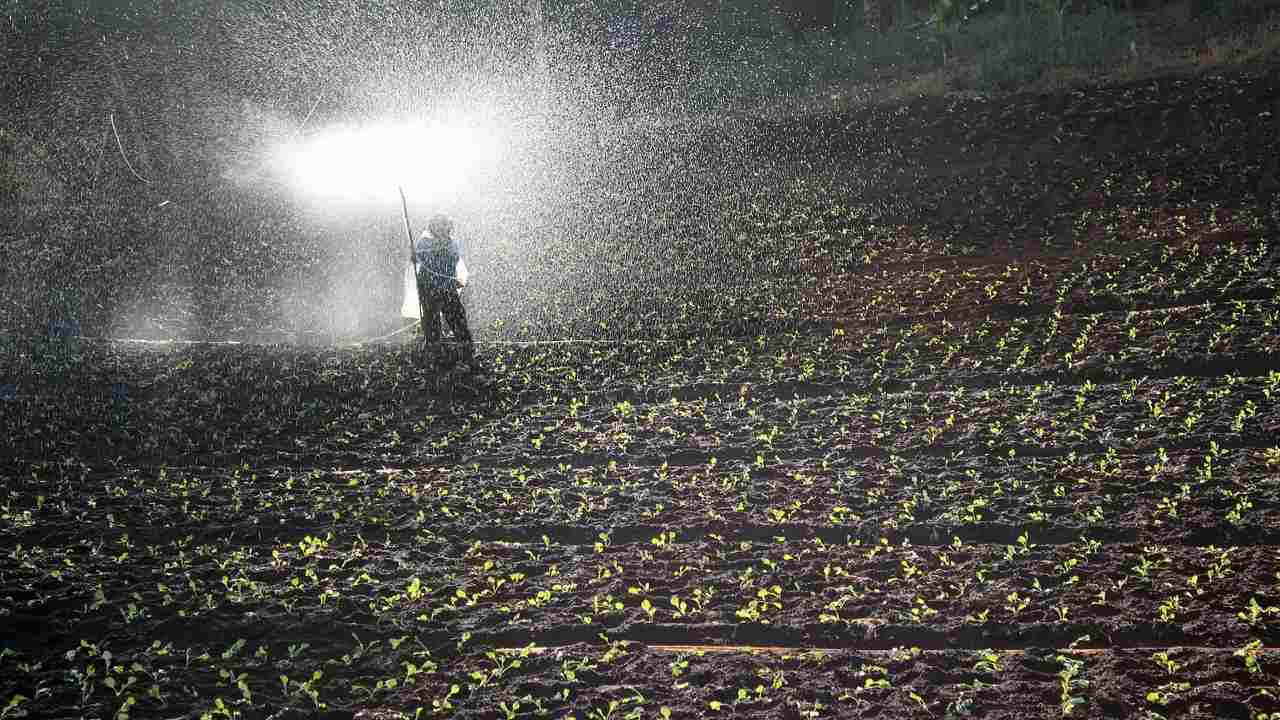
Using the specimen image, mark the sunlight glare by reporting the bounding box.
[270,118,499,203]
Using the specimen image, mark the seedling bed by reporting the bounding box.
[4,63,1280,719]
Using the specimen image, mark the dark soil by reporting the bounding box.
[2,56,1279,720]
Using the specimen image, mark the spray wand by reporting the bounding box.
[399,185,429,329]
[399,185,417,273]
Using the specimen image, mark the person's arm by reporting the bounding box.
[455,256,469,288]
[455,241,468,288]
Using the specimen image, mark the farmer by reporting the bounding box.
[414,213,474,362]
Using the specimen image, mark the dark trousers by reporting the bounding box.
[419,285,472,353]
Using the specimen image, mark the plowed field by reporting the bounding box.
[3,64,1279,719]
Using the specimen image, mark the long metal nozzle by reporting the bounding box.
[398,185,416,271]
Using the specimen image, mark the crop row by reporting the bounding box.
[498,236,1277,345]
[451,374,1277,467]
[2,461,1280,625]
[4,627,1276,719]
[6,494,1279,658]
[9,253,1279,396]
[809,235,1275,323]
[20,294,1280,395]
[7,441,1279,546]
[483,299,1280,398]
[5,446,1279,632]
[5,324,1278,472]
[382,641,1280,719]
[461,295,1280,395]
[311,445,1277,535]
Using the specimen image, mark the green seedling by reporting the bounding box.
[1236,639,1265,675]
[1144,681,1190,707]
[1150,651,1180,676]
[432,684,461,713]
[1,696,29,720]
[1238,597,1280,626]
[1056,655,1088,716]
[973,649,1003,675]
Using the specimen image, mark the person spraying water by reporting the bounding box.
[410,213,475,364]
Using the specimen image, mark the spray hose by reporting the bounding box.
[47,331,687,348]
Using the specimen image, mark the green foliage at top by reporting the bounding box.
[2,0,1142,100]
[0,0,527,49]
[960,5,1136,87]
[1,0,199,37]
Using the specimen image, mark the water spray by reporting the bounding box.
[268,118,499,203]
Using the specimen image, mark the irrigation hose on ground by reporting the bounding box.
[502,643,1280,656]
[46,330,688,348]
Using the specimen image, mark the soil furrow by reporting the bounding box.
[814,285,1279,328]
[504,643,1280,656]
[460,520,1280,549]
[570,349,1280,408]
[415,620,1279,655]
[457,434,1279,472]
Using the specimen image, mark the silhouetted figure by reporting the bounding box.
[415,214,474,363]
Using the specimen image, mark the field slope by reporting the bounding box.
[3,65,1280,719]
